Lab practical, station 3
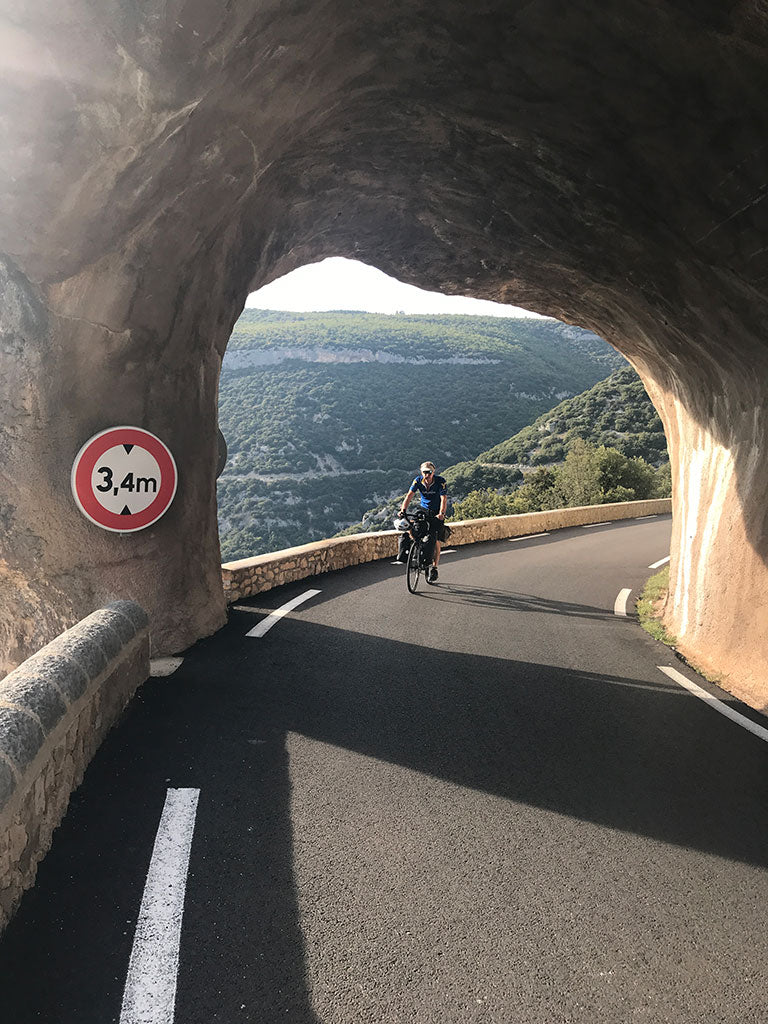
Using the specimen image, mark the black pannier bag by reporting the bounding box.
[413,518,430,540]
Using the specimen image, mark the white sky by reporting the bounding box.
[246,257,547,318]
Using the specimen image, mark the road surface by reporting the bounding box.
[2,514,767,1023]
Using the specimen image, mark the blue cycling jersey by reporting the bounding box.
[409,474,447,512]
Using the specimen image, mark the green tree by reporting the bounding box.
[552,439,603,506]
[653,461,672,497]
[453,488,512,519]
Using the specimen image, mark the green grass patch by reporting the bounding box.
[637,567,728,687]
[636,566,678,647]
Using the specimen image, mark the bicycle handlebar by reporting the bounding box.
[398,507,434,520]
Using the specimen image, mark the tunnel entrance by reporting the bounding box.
[215,258,668,565]
[2,2,767,698]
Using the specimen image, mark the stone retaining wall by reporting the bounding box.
[222,499,672,602]
[0,601,149,933]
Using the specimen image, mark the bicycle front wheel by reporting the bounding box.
[406,541,421,593]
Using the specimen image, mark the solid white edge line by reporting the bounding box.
[246,589,321,638]
[120,788,200,1024]
[509,532,550,541]
[614,588,632,616]
[649,555,671,569]
[658,666,768,744]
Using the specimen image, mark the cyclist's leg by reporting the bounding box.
[398,529,412,562]
[433,519,447,566]
[423,519,437,564]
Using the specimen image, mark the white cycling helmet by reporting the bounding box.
[393,517,410,532]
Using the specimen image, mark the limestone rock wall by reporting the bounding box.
[1,3,767,697]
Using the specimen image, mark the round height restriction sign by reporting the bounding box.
[71,426,178,532]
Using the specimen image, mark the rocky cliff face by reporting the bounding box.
[1,2,767,700]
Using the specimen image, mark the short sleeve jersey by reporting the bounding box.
[409,473,447,513]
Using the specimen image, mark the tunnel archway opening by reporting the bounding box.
[215,257,652,564]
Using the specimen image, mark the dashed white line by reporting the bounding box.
[649,555,671,569]
[246,589,321,637]
[120,788,200,1024]
[658,666,768,744]
[635,515,658,519]
[583,522,613,528]
[509,533,550,541]
[614,588,632,616]
[150,657,184,677]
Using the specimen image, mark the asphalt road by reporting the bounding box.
[2,514,768,1023]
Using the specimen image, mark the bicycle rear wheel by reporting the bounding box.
[406,541,421,593]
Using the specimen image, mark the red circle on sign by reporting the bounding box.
[71,427,178,532]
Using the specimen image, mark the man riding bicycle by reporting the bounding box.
[396,461,448,582]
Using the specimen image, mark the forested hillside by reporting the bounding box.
[337,365,669,535]
[478,365,667,467]
[217,311,625,559]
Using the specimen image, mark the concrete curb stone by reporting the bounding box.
[0,707,45,774]
[0,670,68,733]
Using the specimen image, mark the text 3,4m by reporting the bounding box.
[95,468,158,495]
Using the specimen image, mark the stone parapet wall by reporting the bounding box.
[222,499,672,602]
[0,601,149,933]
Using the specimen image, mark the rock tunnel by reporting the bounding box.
[1,2,766,704]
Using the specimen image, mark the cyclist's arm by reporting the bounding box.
[399,490,415,515]
[437,481,448,519]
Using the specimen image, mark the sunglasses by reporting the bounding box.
[422,470,434,476]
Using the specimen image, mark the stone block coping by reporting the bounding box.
[0,600,150,934]
[221,498,672,602]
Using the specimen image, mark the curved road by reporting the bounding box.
[2,514,768,1023]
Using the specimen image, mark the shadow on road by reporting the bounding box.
[424,582,615,619]
[264,619,768,872]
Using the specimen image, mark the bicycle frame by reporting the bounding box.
[400,509,438,593]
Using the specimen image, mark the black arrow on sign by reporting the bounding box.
[120,506,132,515]
[123,444,134,454]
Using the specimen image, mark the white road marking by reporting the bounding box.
[440,548,456,553]
[658,666,768,744]
[614,588,632,616]
[649,555,671,569]
[583,522,613,528]
[246,589,321,637]
[509,532,550,541]
[232,604,263,613]
[120,788,200,1024]
[149,657,184,677]
[635,515,658,519]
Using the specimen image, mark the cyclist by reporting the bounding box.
[396,461,448,581]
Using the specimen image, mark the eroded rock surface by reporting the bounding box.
[1,2,767,699]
